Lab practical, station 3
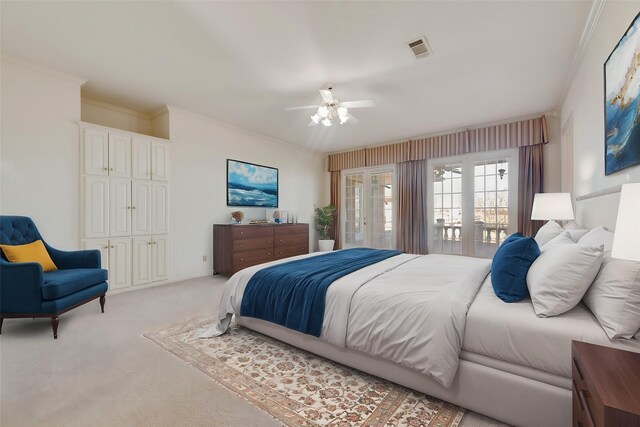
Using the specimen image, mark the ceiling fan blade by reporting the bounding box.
[285,105,320,111]
[347,113,360,124]
[341,100,376,108]
[319,89,334,104]
[308,120,318,127]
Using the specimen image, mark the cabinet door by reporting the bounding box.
[132,236,152,286]
[82,239,109,270]
[151,235,168,282]
[132,138,151,180]
[131,180,152,236]
[108,238,131,290]
[108,133,131,178]
[109,178,131,237]
[83,128,109,176]
[151,181,169,234]
[84,177,109,238]
[151,143,169,181]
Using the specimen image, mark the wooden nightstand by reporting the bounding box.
[572,341,640,427]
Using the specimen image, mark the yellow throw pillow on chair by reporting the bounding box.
[0,240,58,272]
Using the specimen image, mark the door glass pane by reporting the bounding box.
[474,158,509,258]
[370,172,393,249]
[432,163,463,255]
[344,173,364,248]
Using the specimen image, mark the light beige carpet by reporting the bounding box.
[1,275,506,426]
[146,316,464,427]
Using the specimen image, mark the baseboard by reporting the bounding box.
[107,274,219,295]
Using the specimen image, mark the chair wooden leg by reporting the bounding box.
[99,295,106,313]
[51,317,59,339]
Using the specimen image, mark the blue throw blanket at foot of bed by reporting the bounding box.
[240,248,401,336]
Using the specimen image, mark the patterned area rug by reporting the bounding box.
[145,317,465,427]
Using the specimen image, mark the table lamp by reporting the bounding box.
[530,193,575,222]
[612,183,640,262]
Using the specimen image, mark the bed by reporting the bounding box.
[204,188,640,427]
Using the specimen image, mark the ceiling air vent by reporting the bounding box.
[407,37,432,59]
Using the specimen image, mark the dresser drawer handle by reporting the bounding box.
[240,258,244,261]
[573,357,584,380]
[578,388,596,427]
[268,252,271,255]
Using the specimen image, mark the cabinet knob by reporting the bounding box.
[240,231,244,235]
[132,206,136,210]
[153,242,157,245]
[127,206,131,210]
[103,245,109,249]
[110,245,115,249]
[240,258,244,261]
[148,242,152,246]
[110,168,114,171]
[268,252,271,255]
[103,167,108,171]
[239,244,243,247]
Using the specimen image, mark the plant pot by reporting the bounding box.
[318,239,335,252]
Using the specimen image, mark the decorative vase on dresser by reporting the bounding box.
[213,224,309,276]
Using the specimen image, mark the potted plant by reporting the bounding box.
[314,204,336,252]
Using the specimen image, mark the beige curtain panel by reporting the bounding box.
[326,116,549,171]
[396,160,429,254]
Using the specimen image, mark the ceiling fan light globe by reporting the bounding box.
[340,116,348,124]
[318,106,329,118]
[310,114,320,124]
[337,106,348,119]
[321,118,332,127]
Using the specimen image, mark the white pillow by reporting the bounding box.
[563,220,583,230]
[534,220,564,247]
[583,257,640,339]
[579,226,614,256]
[527,243,604,317]
[540,230,574,252]
[563,221,588,241]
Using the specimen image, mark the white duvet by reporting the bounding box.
[201,251,491,388]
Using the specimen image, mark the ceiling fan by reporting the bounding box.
[285,86,375,127]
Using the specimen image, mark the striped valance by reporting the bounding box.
[327,115,549,171]
[327,149,366,171]
[366,142,411,167]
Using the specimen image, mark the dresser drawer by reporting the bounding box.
[231,226,273,239]
[274,225,308,236]
[233,237,273,252]
[233,248,274,266]
[274,245,308,260]
[274,233,308,247]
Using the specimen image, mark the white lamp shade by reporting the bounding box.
[530,193,574,221]
[612,183,640,262]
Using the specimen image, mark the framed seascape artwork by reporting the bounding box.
[227,159,278,207]
[604,12,640,175]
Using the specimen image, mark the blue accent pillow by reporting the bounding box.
[491,233,540,303]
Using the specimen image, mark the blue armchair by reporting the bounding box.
[0,216,108,338]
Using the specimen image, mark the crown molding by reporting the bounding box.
[557,0,606,109]
[165,105,323,155]
[81,97,151,120]
[1,55,88,85]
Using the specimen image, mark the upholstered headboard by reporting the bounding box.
[574,186,621,231]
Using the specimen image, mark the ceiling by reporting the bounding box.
[1,1,592,153]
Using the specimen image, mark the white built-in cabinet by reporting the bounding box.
[81,123,170,291]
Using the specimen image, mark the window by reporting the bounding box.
[428,150,518,258]
[342,167,395,249]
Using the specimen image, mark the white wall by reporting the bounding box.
[544,113,562,192]
[561,3,640,197]
[167,107,326,281]
[1,59,84,249]
[81,98,152,135]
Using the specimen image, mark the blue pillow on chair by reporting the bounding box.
[491,233,540,302]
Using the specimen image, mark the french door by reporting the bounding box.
[342,167,395,249]
[427,149,518,258]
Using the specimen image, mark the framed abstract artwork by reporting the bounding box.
[604,12,640,175]
[227,159,278,207]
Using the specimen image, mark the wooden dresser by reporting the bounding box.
[572,341,640,427]
[213,223,309,276]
